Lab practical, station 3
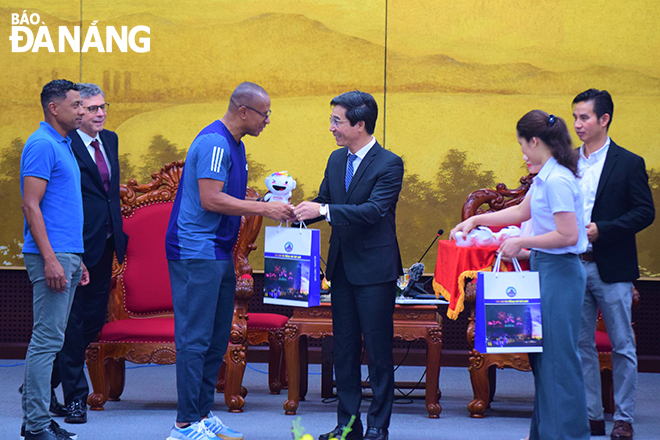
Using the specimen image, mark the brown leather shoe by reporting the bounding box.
[611,420,633,439]
[590,419,606,436]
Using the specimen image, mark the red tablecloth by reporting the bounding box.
[433,240,527,320]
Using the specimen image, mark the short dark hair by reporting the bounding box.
[41,79,78,109]
[517,110,578,177]
[572,88,614,129]
[330,91,378,135]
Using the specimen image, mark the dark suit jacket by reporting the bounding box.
[313,142,404,286]
[590,141,654,283]
[69,129,127,267]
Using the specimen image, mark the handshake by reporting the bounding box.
[258,200,325,224]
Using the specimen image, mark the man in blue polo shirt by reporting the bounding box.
[20,79,90,440]
[165,82,295,440]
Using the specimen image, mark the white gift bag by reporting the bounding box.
[475,253,542,353]
[263,225,321,307]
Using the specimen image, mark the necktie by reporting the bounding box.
[345,154,357,191]
[91,139,110,193]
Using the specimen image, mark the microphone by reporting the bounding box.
[408,262,425,283]
[418,229,444,263]
[402,229,444,298]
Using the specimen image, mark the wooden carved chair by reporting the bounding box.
[85,161,287,412]
[216,313,289,397]
[462,174,638,417]
[462,174,533,418]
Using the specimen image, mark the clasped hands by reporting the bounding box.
[265,201,323,223]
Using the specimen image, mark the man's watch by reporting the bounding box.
[319,204,327,217]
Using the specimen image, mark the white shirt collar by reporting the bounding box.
[349,136,376,159]
[535,155,558,183]
[579,136,610,161]
[77,129,101,147]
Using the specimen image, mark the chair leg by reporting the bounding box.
[85,344,109,411]
[268,330,284,394]
[216,362,226,393]
[467,350,491,418]
[487,364,497,405]
[106,358,125,401]
[279,354,288,389]
[224,344,247,413]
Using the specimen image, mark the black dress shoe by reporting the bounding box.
[590,419,606,436]
[64,400,87,424]
[50,389,68,417]
[319,420,363,440]
[364,427,388,440]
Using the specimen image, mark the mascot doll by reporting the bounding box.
[264,171,297,203]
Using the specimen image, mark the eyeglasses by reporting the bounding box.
[329,117,348,127]
[234,101,271,120]
[83,103,110,114]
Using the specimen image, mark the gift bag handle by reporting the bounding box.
[493,252,524,277]
[275,221,308,235]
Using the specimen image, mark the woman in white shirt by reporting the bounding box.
[451,110,589,440]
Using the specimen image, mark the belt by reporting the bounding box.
[579,252,594,262]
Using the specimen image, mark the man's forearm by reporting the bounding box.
[22,203,56,261]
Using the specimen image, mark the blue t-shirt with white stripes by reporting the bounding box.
[20,121,84,254]
[165,120,247,260]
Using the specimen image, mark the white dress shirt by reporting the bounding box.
[529,156,587,255]
[325,136,377,222]
[578,137,610,251]
[77,129,112,176]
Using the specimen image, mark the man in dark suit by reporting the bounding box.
[294,91,404,440]
[573,89,654,440]
[53,83,127,424]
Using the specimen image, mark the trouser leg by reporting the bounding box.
[22,253,82,432]
[199,260,235,417]
[59,239,114,404]
[528,251,589,440]
[583,262,636,423]
[355,280,396,429]
[169,259,227,423]
[578,262,603,421]
[330,251,364,426]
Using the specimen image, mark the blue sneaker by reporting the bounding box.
[166,421,217,440]
[203,412,244,440]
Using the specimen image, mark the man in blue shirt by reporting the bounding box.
[165,82,295,440]
[20,79,89,440]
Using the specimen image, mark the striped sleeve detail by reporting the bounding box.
[211,146,224,173]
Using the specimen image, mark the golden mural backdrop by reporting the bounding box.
[1,0,659,274]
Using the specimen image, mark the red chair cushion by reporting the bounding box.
[247,313,289,331]
[98,317,175,343]
[122,201,174,315]
[596,330,612,353]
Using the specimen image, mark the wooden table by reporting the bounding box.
[282,303,443,418]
